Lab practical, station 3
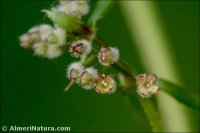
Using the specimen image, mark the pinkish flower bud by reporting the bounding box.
[69,40,92,57]
[98,47,120,66]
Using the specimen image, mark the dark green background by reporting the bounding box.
[1,0,199,132]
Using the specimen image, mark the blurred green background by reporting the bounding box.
[1,0,199,132]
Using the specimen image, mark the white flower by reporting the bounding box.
[38,24,54,42]
[33,42,47,57]
[19,24,66,59]
[45,44,63,59]
[136,73,159,98]
[98,47,120,66]
[28,25,40,33]
[79,67,98,89]
[22,24,66,46]
[37,24,66,46]
[67,62,84,81]
[27,25,41,42]
[52,0,89,17]
[33,42,63,59]
[53,27,66,46]
[69,39,92,57]
[19,34,32,48]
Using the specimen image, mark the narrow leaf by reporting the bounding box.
[125,95,164,132]
[42,10,81,32]
[138,98,164,132]
[88,1,113,28]
[158,79,199,109]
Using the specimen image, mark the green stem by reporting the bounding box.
[138,98,164,132]
[115,59,137,78]
[94,35,108,47]
[82,54,96,66]
[64,80,74,92]
[94,35,164,131]
[124,92,164,132]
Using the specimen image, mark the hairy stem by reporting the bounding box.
[94,35,164,131]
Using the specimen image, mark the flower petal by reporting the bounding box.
[136,74,147,86]
[146,73,157,85]
[148,85,159,94]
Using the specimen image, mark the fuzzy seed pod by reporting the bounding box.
[67,62,84,81]
[79,67,98,89]
[69,40,92,57]
[98,47,120,66]
[136,73,159,98]
[94,74,116,94]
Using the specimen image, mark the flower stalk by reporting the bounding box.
[19,1,199,132]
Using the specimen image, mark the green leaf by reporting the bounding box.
[88,1,114,28]
[43,10,81,32]
[158,79,199,109]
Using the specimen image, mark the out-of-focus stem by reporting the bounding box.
[120,1,191,132]
[138,98,164,132]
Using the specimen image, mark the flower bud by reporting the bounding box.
[79,67,98,89]
[69,40,92,57]
[67,62,84,81]
[52,0,89,17]
[98,47,120,66]
[136,73,159,98]
[94,74,116,94]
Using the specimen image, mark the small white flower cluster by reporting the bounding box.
[19,0,160,98]
[19,24,66,59]
[52,0,89,17]
[66,62,116,94]
[69,39,120,65]
[65,38,120,94]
